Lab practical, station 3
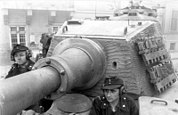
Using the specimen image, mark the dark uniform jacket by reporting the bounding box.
[90,94,139,115]
[5,59,34,79]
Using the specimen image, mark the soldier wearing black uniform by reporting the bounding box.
[5,44,34,79]
[90,77,139,115]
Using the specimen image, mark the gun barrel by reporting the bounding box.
[0,66,60,115]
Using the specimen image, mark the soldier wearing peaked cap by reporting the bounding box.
[90,77,139,115]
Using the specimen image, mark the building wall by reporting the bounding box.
[28,10,49,47]
[163,1,178,68]
[73,0,116,19]
[0,7,12,65]
[2,9,48,50]
[165,34,178,52]
[0,8,72,65]
[164,2,178,52]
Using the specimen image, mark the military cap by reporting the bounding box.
[11,44,29,56]
[102,77,124,89]
[55,93,92,113]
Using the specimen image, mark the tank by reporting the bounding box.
[0,3,178,115]
[47,18,177,95]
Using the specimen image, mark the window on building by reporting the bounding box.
[170,42,176,50]
[10,27,17,31]
[19,34,26,46]
[10,26,26,48]
[171,10,178,31]
[11,34,18,47]
[19,27,25,31]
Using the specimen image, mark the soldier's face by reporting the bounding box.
[14,51,27,65]
[104,88,120,103]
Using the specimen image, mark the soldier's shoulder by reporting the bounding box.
[29,60,35,65]
[121,94,138,107]
[27,60,35,70]
[93,95,107,104]
[11,63,18,69]
[5,64,19,78]
[121,94,135,102]
[93,95,108,109]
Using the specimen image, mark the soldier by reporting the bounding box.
[90,77,139,115]
[5,44,34,79]
[22,93,92,115]
[40,33,52,58]
[35,33,52,62]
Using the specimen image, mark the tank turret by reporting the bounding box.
[0,18,177,115]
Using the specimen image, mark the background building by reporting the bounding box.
[0,1,74,66]
[162,1,178,68]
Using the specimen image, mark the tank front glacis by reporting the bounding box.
[48,19,177,97]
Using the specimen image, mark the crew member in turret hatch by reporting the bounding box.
[90,77,139,115]
[5,44,34,78]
